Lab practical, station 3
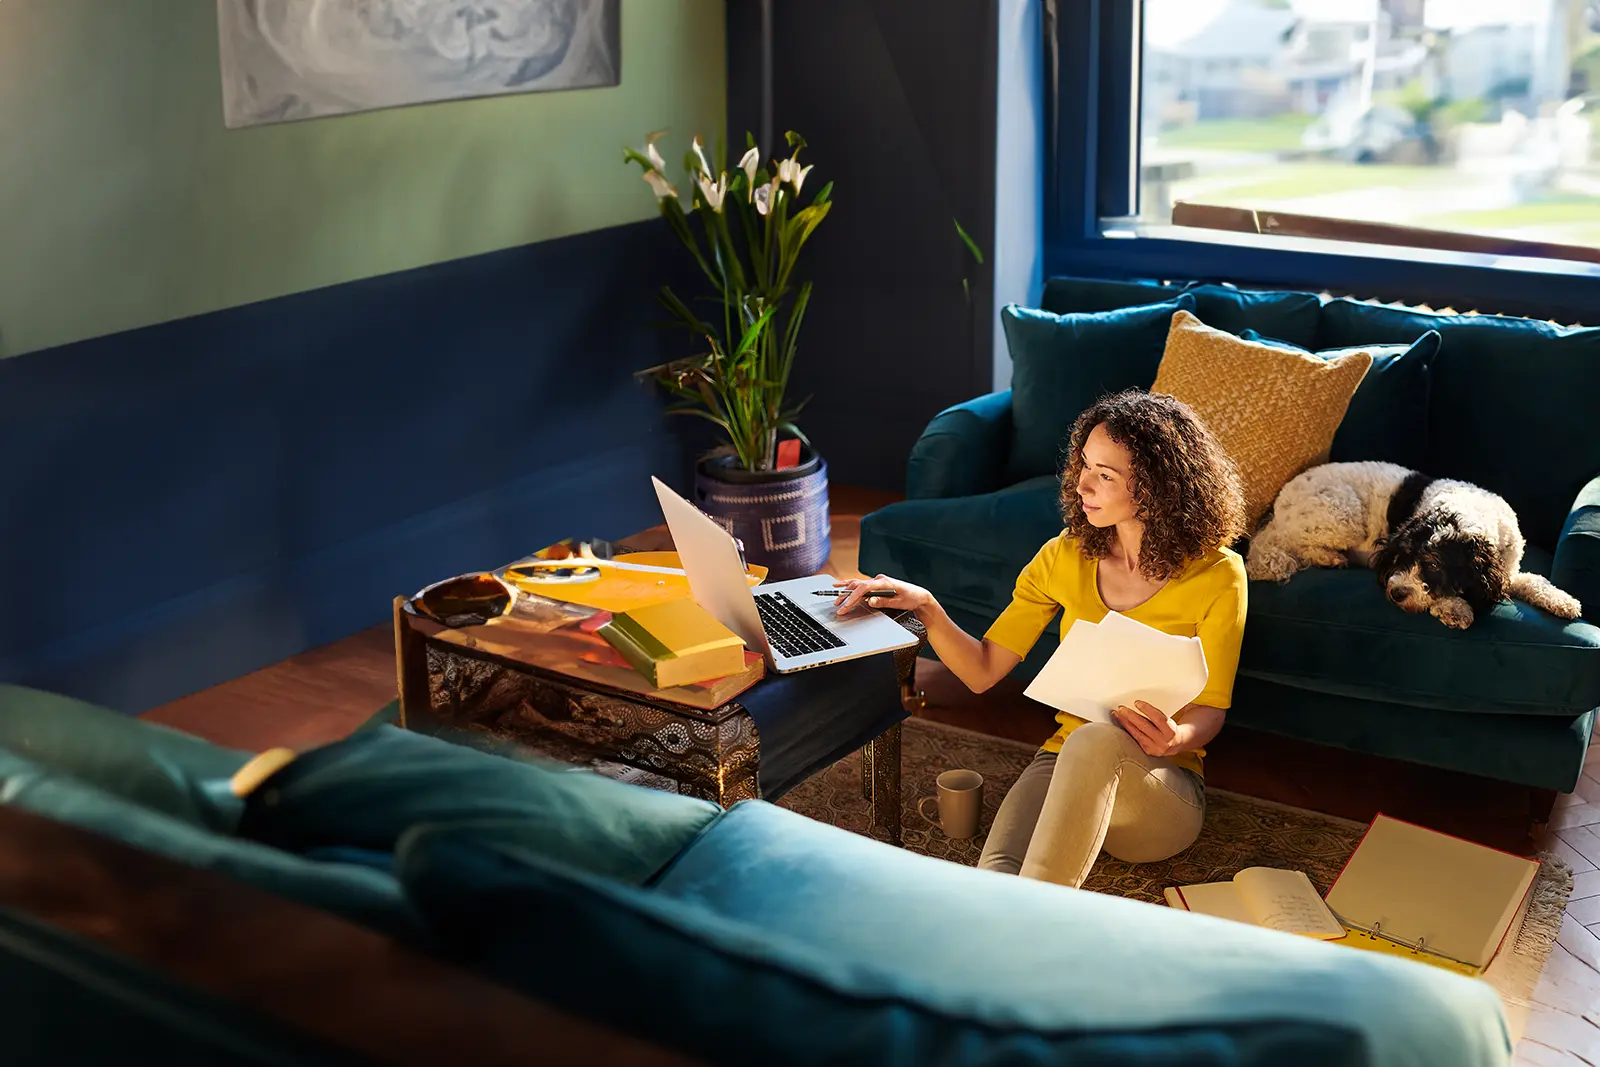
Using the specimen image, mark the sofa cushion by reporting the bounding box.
[0,747,422,940]
[1240,329,1440,470]
[1242,547,1600,716]
[858,477,1064,621]
[1040,278,1325,349]
[1153,310,1372,529]
[1001,294,1195,482]
[1316,298,1600,549]
[1554,474,1600,624]
[0,684,251,832]
[397,811,1508,1067]
[1186,283,1325,349]
[1039,274,1184,314]
[239,724,721,886]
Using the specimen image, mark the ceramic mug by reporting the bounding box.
[918,768,984,839]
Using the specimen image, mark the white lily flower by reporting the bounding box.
[793,163,814,196]
[777,157,800,185]
[738,146,759,185]
[692,136,712,178]
[698,173,728,213]
[645,131,667,174]
[754,178,780,216]
[642,170,678,200]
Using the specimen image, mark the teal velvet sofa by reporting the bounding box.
[0,683,1511,1066]
[860,277,1600,801]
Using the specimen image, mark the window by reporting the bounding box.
[1139,0,1600,260]
[1049,0,1600,323]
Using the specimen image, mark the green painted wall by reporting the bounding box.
[0,0,725,357]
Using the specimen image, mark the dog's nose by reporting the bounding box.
[1389,586,1409,604]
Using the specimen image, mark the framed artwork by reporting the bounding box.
[217,0,622,128]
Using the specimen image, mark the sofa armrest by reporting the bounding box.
[905,391,1013,500]
[1552,473,1600,622]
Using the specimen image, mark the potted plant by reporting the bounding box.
[625,130,834,580]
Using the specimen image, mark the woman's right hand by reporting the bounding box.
[831,574,931,616]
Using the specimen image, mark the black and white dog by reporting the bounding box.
[1246,461,1582,629]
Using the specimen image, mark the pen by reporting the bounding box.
[811,589,896,599]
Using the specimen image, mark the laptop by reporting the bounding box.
[651,476,919,673]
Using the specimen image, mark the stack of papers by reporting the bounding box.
[1022,612,1209,723]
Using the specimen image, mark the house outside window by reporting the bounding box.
[1138,0,1600,258]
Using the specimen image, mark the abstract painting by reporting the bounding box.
[216,0,621,129]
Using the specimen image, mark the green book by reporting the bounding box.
[597,597,747,689]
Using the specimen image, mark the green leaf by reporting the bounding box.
[733,303,778,358]
[953,217,985,264]
[778,281,812,387]
[656,286,716,337]
[811,181,834,207]
[777,421,812,449]
[785,130,808,151]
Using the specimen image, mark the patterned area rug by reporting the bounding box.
[777,716,1572,1036]
[778,716,1366,902]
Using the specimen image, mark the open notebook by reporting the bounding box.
[1166,815,1540,975]
[1164,867,1345,940]
[1324,814,1539,972]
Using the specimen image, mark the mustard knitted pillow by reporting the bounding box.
[1152,310,1372,530]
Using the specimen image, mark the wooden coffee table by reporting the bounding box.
[392,541,925,844]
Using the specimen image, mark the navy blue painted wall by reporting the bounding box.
[0,219,699,713]
[727,0,1002,492]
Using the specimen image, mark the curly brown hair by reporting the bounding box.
[1060,390,1245,581]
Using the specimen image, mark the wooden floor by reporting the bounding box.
[144,486,1600,1066]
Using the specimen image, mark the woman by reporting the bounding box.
[834,390,1248,887]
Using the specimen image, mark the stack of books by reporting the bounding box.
[596,598,748,690]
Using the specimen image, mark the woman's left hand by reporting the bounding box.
[1113,701,1184,758]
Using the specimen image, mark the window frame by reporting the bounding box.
[1044,0,1600,325]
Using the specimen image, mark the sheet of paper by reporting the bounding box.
[1022,613,1208,724]
[1171,882,1254,925]
[1235,867,1345,940]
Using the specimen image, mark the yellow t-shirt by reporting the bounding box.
[983,533,1248,777]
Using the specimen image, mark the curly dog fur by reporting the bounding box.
[1246,461,1583,629]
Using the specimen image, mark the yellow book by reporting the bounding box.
[596,597,747,689]
[1163,867,1346,940]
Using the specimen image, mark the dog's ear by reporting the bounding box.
[1371,520,1420,580]
[1436,530,1508,614]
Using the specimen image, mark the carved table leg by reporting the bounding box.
[867,722,902,846]
[861,738,874,800]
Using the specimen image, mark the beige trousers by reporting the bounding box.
[977,721,1206,887]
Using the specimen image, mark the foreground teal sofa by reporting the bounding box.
[860,277,1600,801]
[0,683,1511,1066]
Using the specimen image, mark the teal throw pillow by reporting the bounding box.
[0,748,422,940]
[0,684,251,832]
[1239,328,1440,470]
[1039,275,1184,314]
[1001,293,1195,482]
[238,725,722,886]
[1187,284,1325,349]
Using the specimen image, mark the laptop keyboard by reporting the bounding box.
[754,591,847,659]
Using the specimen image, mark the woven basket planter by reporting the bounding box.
[693,448,831,581]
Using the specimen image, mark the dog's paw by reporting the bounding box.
[1245,546,1300,583]
[1549,592,1582,620]
[1300,546,1349,569]
[1431,599,1475,630]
